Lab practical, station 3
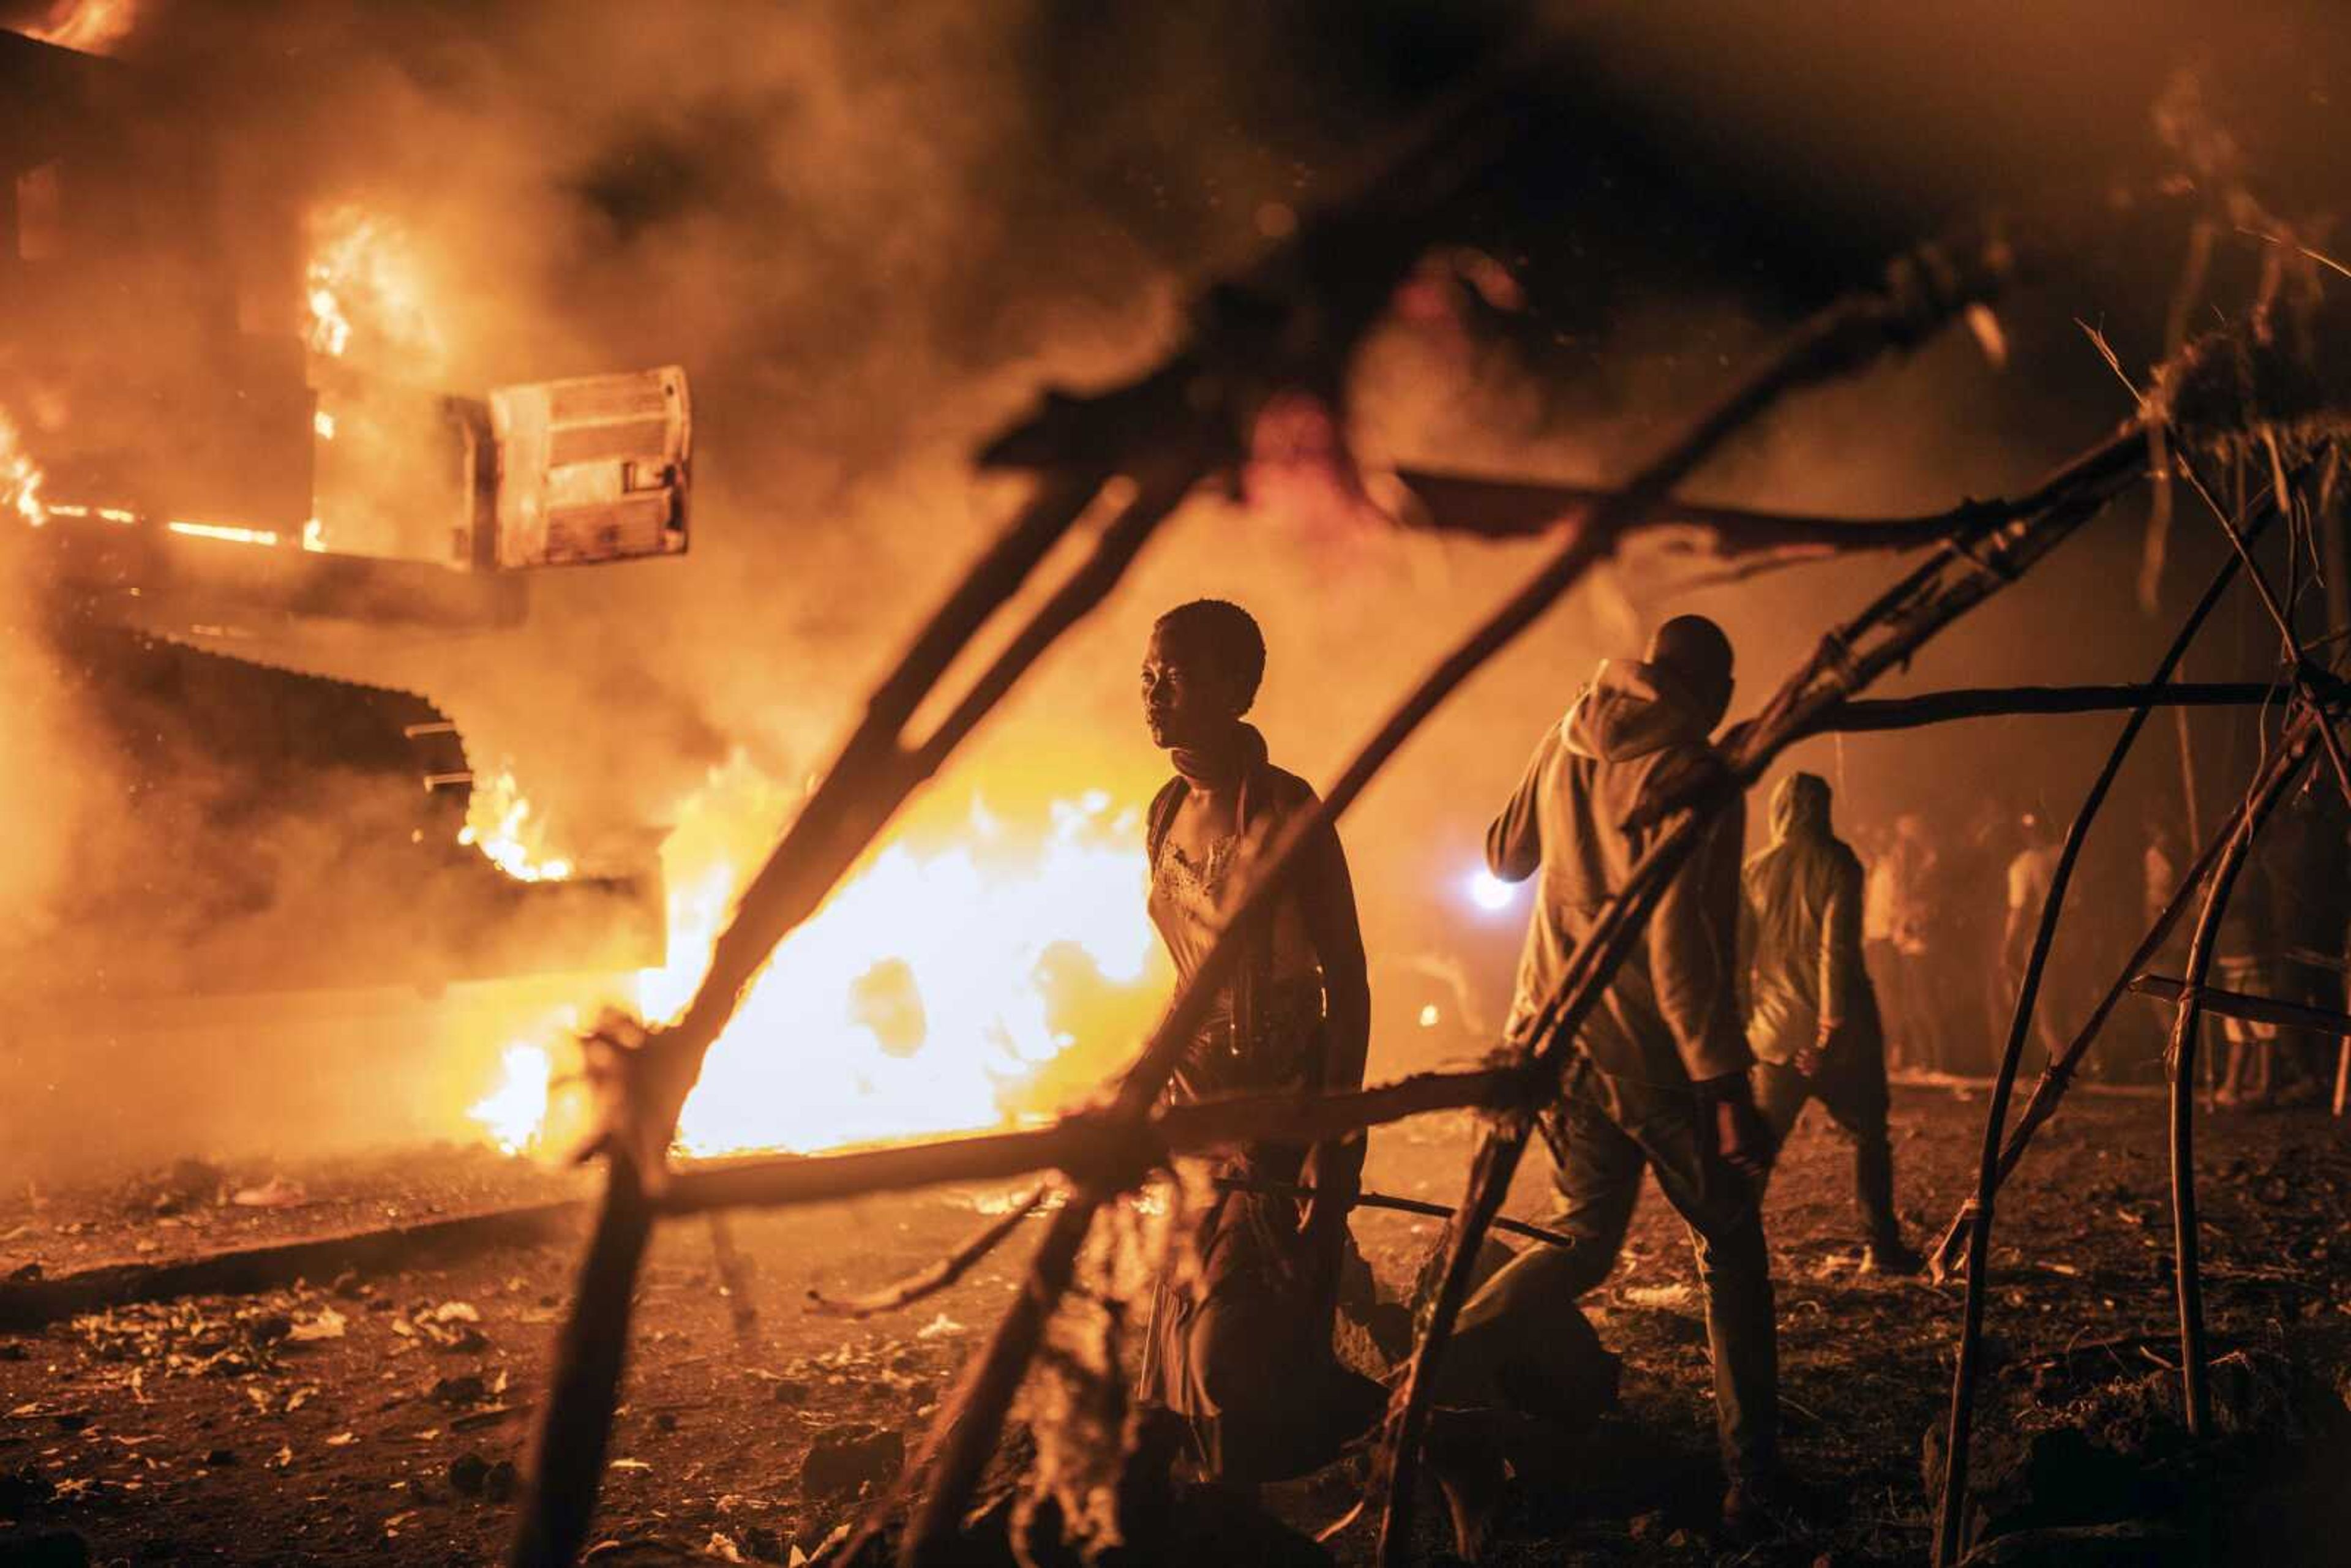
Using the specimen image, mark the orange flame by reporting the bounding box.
[459,767,574,883]
[26,0,137,55]
[2,411,47,528]
[304,205,446,371]
[464,757,1171,1158]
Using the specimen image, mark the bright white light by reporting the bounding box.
[1466,867,1519,913]
[1417,1003,1441,1029]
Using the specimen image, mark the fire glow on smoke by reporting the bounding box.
[470,761,1169,1158]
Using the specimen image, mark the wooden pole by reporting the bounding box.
[1931,528,2260,1568]
[1822,678,2339,732]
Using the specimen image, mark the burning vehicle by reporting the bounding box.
[1,28,683,1166]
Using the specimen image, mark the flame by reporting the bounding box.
[304,205,445,370]
[463,756,1171,1158]
[470,1042,554,1156]
[460,767,574,883]
[26,0,137,55]
[167,520,279,547]
[2,412,47,528]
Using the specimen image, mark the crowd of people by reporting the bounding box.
[1127,596,2344,1554]
[1856,775,2350,1104]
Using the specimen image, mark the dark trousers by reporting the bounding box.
[1450,1070,1779,1478]
[1753,1046,1901,1249]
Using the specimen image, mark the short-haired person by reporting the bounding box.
[1134,599,1384,1484]
[1447,615,1787,1535]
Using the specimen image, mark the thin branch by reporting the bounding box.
[1213,1176,1581,1251]
[2175,454,2351,803]
[806,1183,1053,1319]
[2130,973,2351,1039]
[2162,722,2317,1436]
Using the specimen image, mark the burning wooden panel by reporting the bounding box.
[486,366,690,569]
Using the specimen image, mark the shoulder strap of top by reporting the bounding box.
[1146,776,1188,870]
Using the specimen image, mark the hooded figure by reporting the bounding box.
[1743,771,1919,1272]
[1452,616,1787,1534]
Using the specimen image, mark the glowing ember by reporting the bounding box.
[459,767,574,883]
[2,412,47,528]
[25,0,137,55]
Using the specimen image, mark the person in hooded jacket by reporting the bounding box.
[1447,614,1786,1534]
[1742,771,1923,1275]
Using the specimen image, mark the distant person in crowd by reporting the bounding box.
[1944,799,2015,1075]
[1446,614,1787,1537]
[1868,813,1943,1072]
[1742,772,1922,1275]
[2214,825,2290,1108]
[2215,792,2333,1109]
[1999,809,2068,1070]
[1133,598,1385,1485]
[2265,782,2349,1100]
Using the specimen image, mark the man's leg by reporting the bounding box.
[1814,1041,1915,1267]
[1444,1079,1646,1404]
[1614,1081,1779,1483]
[1752,1059,1810,1146]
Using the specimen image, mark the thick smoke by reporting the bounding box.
[4,0,2343,1177]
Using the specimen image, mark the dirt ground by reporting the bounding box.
[4,1083,2350,1566]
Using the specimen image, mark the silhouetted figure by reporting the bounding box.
[2000,809,2068,1072]
[2266,782,2349,1100]
[2211,801,2337,1110]
[1743,772,1921,1274]
[1867,812,1944,1071]
[1448,614,1785,1536]
[1133,598,1384,1485]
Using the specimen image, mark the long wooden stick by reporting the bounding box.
[2131,972,2351,1038]
[2162,722,2316,1436]
[1823,678,2340,732]
[1930,522,2263,1568]
[658,1067,1523,1223]
[1393,465,2003,547]
[510,1156,654,1568]
[511,467,1112,1568]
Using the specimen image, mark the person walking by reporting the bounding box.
[1446,614,1785,1536]
[1743,771,1923,1275]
